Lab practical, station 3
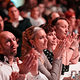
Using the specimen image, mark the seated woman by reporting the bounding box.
[40,24,58,64]
[21,26,66,80]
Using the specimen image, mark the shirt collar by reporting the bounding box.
[4,56,16,63]
[18,16,23,21]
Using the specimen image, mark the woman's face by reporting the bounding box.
[32,29,48,51]
[47,31,57,46]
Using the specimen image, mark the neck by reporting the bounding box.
[47,45,56,52]
[7,56,14,66]
[36,48,43,55]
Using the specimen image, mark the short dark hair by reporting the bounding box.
[40,24,54,34]
[7,2,15,10]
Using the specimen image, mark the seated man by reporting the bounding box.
[4,3,32,57]
[0,31,48,80]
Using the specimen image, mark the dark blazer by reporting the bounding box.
[4,18,32,39]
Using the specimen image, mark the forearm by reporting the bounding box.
[65,49,74,65]
[70,49,79,64]
[51,59,62,80]
[38,60,52,80]
[70,54,79,64]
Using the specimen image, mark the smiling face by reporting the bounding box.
[31,29,48,53]
[0,31,18,57]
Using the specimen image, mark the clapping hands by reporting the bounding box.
[17,48,38,75]
[53,40,66,59]
[10,72,25,80]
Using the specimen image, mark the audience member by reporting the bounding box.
[0,31,49,80]
[41,24,58,64]
[52,17,79,74]
[27,6,46,26]
[48,12,60,25]
[21,26,65,80]
[65,10,77,34]
[4,3,32,57]
[24,0,38,10]
[0,0,9,21]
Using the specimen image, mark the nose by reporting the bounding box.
[44,37,48,42]
[53,35,57,40]
[11,40,15,48]
[12,12,16,16]
[65,29,68,34]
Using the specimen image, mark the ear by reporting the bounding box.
[17,44,19,48]
[0,44,3,54]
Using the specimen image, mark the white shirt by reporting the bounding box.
[28,16,45,27]
[0,56,48,80]
[0,57,19,80]
[12,16,24,28]
[25,72,48,80]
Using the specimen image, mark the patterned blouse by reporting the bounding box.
[43,49,54,65]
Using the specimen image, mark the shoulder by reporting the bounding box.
[4,20,11,25]
[21,18,31,23]
[20,18,32,27]
[0,61,7,73]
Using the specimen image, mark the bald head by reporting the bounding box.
[0,31,18,56]
[0,31,15,43]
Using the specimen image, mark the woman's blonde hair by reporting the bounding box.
[21,26,43,60]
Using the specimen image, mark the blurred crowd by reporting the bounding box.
[0,0,80,80]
